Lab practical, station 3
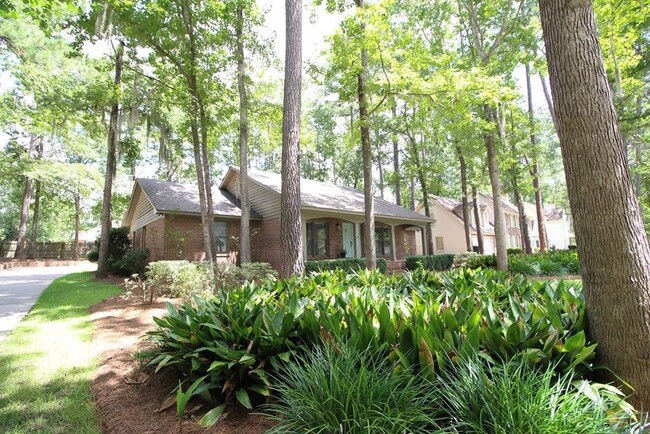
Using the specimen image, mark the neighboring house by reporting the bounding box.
[417,195,497,254]
[544,205,575,249]
[122,166,433,271]
[417,194,573,254]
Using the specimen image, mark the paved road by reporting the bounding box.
[0,263,96,342]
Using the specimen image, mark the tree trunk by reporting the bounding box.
[392,103,401,206]
[355,0,376,270]
[280,0,304,278]
[97,40,124,277]
[526,63,548,252]
[190,119,213,264]
[539,72,559,132]
[539,0,650,408]
[236,4,251,265]
[456,143,473,252]
[511,177,532,253]
[472,185,484,254]
[484,105,508,270]
[74,190,81,260]
[408,132,433,255]
[410,177,416,210]
[28,180,41,259]
[376,142,385,199]
[15,177,32,260]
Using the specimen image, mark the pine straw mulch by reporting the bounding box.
[89,278,275,434]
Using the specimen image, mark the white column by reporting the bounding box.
[390,225,397,261]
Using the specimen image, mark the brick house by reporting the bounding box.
[122,166,434,271]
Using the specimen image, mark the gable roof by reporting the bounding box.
[135,178,263,219]
[429,195,495,235]
[223,166,433,223]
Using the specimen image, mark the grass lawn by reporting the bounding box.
[0,272,121,434]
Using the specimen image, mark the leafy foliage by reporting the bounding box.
[147,268,595,411]
[264,343,440,434]
[305,257,387,274]
[405,254,455,271]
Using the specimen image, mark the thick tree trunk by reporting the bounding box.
[97,40,124,277]
[540,0,650,408]
[484,105,508,270]
[28,180,41,259]
[511,179,532,253]
[236,5,251,265]
[472,185,484,254]
[355,0,376,270]
[526,63,548,252]
[190,119,213,264]
[409,134,434,255]
[280,0,304,278]
[410,177,416,210]
[15,177,32,260]
[392,104,401,206]
[376,143,385,199]
[456,143,473,252]
[74,191,81,260]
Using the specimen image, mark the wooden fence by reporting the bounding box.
[0,241,94,260]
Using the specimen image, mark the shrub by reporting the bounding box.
[264,343,440,434]
[539,257,566,276]
[464,254,497,269]
[305,257,387,274]
[436,357,633,433]
[236,262,278,285]
[508,256,538,276]
[568,244,578,251]
[147,268,596,411]
[405,254,455,271]
[147,281,307,408]
[119,248,149,276]
[86,249,99,262]
[507,247,523,255]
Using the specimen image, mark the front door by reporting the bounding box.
[342,222,355,257]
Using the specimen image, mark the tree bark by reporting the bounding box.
[14,176,32,260]
[472,185,484,254]
[28,180,41,259]
[539,0,650,408]
[484,105,508,270]
[97,40,124,277]
[456,143,473,252]
[392,103,401,206]
[526,63,548,252]
[280,0,304,278]
[410,177,416,210]
[236,4,251,265]
[74,190,81,260]
[376,142,385,199]
[355,0,376,270]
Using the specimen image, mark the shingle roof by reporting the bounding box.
[544,206,564,221]
[242,168,434,222]
[430,195,495,235]
[136,178,263,219]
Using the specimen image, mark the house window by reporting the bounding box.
[435,236,444,251]
[215,221,228,253]
[307,221,328,257]
[375,226,392,257]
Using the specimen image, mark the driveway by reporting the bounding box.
[0,263,96,342]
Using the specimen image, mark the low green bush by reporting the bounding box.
[86,249,99,262]
[265,343,440,433]
[147,268,595,410]
[119,248,149,276]
[507,247,523,255]
[404,254,455,271]
[464,253,497,269]
[146,260,214,300]
[436,357,634,433]
[539,257,567,276]
[508,256,539,276]
[305,257,387,274]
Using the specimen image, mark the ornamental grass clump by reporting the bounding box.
[436,357,635,434]
[264,343,441,434]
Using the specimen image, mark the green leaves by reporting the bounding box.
[147,268,595,417]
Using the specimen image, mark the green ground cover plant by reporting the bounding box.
[146,268,597,421]
[0,272,121,434]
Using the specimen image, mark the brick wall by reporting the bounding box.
[145,218,166,261]
[395,225,417,260]
[258,218,282,270]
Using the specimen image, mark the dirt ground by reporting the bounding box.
[90,278,274,434]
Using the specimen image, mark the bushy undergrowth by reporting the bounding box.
[265,343,440,434]
[142,260,277,302]
[305,257,387,274]
[147,268,595,411]
[405,254,455,271]
[86,226,149,275]
[461,249,581,276]
[437,357,634,434]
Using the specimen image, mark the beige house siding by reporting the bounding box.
[429,203,469,254]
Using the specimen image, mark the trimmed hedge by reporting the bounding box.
[305,257,387,274]
[506,248,523,255]
[404,254,455,271]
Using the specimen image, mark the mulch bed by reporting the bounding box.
[90,283,274,434]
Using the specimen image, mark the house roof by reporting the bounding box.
[226,166,434,223]
[135,178,263,219]
[430,195,495,235]
[544,206,565,221]
[478,192,519,213]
